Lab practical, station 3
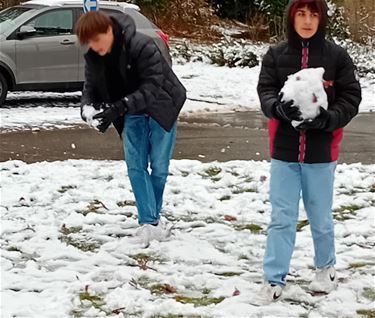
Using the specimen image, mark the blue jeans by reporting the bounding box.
[122,115,176,225]
[264,159,336,286]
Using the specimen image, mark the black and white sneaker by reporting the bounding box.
[251,284,283,306]
[309,266,338,293]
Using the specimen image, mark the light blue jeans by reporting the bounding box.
[122,115,176,225]
[264,159,337,286]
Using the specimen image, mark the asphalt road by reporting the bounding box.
[1,112,374,164]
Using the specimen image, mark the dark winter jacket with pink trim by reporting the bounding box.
[257,0,361,163]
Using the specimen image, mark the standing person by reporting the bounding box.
[75,11,186,248]
[255,0,361,304]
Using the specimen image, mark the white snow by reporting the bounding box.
[1,47,374,317]
[1,159,374,317]
[81,104,103,130]
[0,62,373,131]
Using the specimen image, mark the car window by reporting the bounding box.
[0,7,31,34]
[24,9,73,36]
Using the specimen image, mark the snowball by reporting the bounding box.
[281,67,328,127]
[81,104,103,130]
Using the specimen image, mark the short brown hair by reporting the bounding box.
[289,0,328,28]
[75,11,113,45]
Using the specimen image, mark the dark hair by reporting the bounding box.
[289,0,328,27]
[75,11,113,45]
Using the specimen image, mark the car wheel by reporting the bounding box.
[0,72,8,106]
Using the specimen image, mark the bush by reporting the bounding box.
[326,0,350,41]
[170,39,259,68]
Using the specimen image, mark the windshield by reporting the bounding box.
[0,7,31,34]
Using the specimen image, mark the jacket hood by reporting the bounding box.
[111,13,136,46]
[286,0,328,48]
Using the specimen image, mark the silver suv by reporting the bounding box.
[0,0,170,106]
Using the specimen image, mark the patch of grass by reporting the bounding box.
[71,292,106,317]
[232,187,257,194]
[333,204,362,221]
[297,219,309,232]
[219,195,231,201]
[214,272,242,277]
[131,253,153,263]
[151,315,201,318]
[174,295,225,307]
[238,254,249,260]
[7,246,22,252]
[370,184,375,193]
[205,216,220,224]
[60,236,99,252]
[241,176,253,183]
[356,309,375,318]
[57,185,77,193]
[181,171,189,177]
[150,315,184,318]
[117,200,136,207]
[60,224,82,235]
[362,288,375,301]
[150,283,177,295]
[78,199,108,216]
[236,223,263,234]
[204,167,221,177]
[348,262,375,269]
[202,288,211,295]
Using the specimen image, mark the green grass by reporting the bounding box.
[214,271,242,277]
[333,204,362,221]
[357,309,375,318]
[362,288,375,301]
[71,291,106,317]
[219,195,231,201]
[235,223,263,234]
[150,283,177,295]
[297,219,309,232]
[57,185,76,193]
[204,167,222,177]
[348,262,374,269]
[232,187,257,194]
[174,295,225,307]
[60,225,82,235]
[78,199,107,216]
[59,236,99,252]
[117,200,136,207]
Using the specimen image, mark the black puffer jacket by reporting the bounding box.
[81,14,186,134]
[257,0,361,163]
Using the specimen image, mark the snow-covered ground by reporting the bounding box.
[0,62,374,132]
[1,48,374,318]
[1,159,375,317]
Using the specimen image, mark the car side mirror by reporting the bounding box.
[17,25,37,38]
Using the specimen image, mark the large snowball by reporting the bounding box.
[281,67,328,127]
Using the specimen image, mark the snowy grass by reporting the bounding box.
[1,159,374,317]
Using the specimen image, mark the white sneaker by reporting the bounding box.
[136,222,171,248]
[309,266,338,293]
[251,284,283,306]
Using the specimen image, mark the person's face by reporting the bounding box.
[88,26,113,56]
[294,5,320,39]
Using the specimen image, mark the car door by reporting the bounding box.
[15,8,79,84]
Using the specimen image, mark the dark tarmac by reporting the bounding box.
[1,111,374,164]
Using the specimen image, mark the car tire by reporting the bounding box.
[0,72,8,107]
